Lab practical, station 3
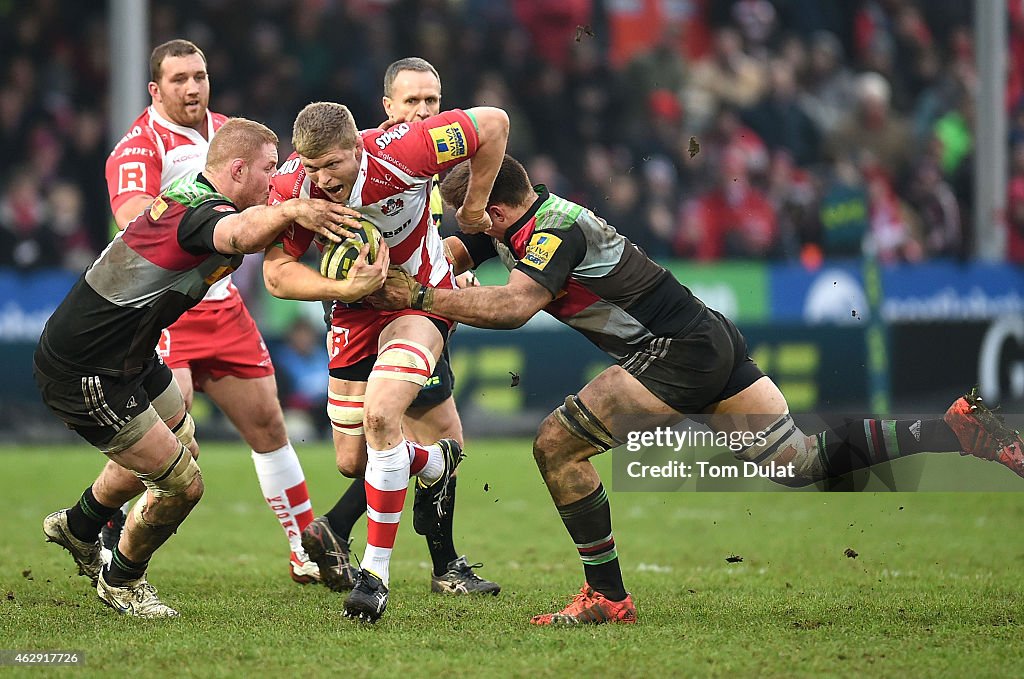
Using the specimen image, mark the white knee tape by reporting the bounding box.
[368,339,436,386]
[328,391,364,436]
[135,443,201,497]
[734,412,823,482]
[171,411,196,449]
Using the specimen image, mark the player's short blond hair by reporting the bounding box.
[205,118,278,170]
[292,102,359,159]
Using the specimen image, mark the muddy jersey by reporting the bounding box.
[105,106,238,306]
[39,173,242,376]
[270,109,479,302]
[456,187,706,359]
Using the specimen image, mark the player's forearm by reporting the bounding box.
[263,255,365,303]
[217,203,301,254]
[461,108,509,216]
[429,286,532,329]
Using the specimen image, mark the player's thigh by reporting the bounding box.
[702,375,789,438]
[365,314,448,417]
[171,367,195,411]
[404,396,463,445]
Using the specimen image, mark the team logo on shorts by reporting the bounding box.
[522,232,562,271]
[429,123,468,164]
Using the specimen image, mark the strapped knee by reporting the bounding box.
[328,391,364,436]
[734,412,823,483]
[552,394,623,453]
[368,339,436,387]
[134,443,201,498]
[152,379,195,449]
[169,412,196,449]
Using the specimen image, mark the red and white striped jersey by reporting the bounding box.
[105,106,238,306]
[271,109,480,289]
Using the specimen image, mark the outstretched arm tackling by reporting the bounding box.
[374,267,551,329]
[213,198,358,255]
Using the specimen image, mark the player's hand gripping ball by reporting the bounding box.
[320,219,381,280]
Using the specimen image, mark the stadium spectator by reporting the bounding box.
[687,27,766,128]
[0,0,1008,271]
[741,58,821,166]
[274,316,331,440]
[0,172,58,270]
[799,31,858,136]
[864,169,924,264]
[826,71,913,179]
[675,148,779,260]
[1007,139,1024,264]
[907,159,962,259]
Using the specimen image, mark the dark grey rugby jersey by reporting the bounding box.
[38,173,242,376]
[456,187,705,359]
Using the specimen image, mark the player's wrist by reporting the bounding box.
[411,285,434,312]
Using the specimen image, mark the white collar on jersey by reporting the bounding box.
[147,105,214,145]
[344,146,370,208]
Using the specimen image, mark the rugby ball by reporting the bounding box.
[319,219,381,280]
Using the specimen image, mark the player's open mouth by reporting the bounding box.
[324,184,344,194]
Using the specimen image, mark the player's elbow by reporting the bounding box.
[501,307,534,329]
[262,265,288,299]
[476,107,510,142]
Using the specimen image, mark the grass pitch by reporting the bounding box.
[1,440,1023,677]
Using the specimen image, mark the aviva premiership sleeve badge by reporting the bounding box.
[522,233,562,270]
[429,122,468,164]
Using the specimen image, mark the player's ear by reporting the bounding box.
[148,81,160,100]
[230,158,246,181]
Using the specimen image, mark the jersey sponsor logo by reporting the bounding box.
[115,125,144,147]
[150,196,168,220]
[428,122,468,163]
[381,197,404,216]
[380,218,413,239]
[118,162,147,194]
[275,157,301,176]
[213,205,236,212]
[521,233,562,271]
[375,123,411,149]
[172,150,204,164]
[118,147,156,158]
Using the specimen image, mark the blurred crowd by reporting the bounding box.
[4,0,1024,270]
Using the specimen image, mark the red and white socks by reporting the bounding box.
[362,441,412,585]
[250,443,314,564]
